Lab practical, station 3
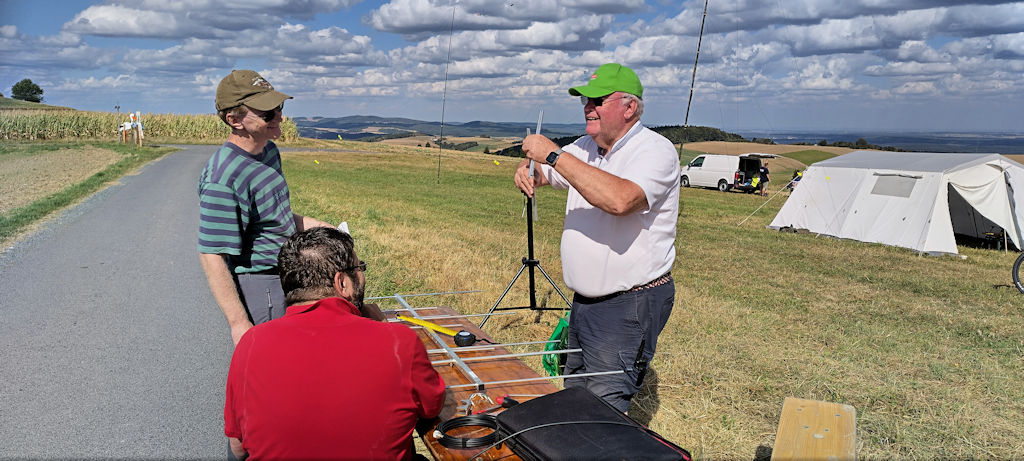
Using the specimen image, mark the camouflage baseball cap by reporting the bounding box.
[568,63,643,99]
[215,70,292,111]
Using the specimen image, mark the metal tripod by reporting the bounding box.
[479,192,570,329]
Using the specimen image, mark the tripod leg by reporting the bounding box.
[536,264,572,308]
[479,263,528,329]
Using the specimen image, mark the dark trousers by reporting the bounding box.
[234,273,287,324]
[564,280,675,412]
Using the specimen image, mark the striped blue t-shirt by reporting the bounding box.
[197,141,296,274]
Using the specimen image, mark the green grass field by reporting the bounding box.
[280,142,1024,459]
[4,135,1022,459]
[0,96,73,110]
[784,149,837,165]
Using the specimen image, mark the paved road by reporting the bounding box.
[0,145,230,459]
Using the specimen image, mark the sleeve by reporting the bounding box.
[405,329,446,419]
[198,181,245,255]
[223,333,254,439]
[617,135,680,212]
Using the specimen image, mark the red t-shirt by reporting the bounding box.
[224,297,446,460]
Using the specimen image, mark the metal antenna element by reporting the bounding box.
[437,2,457,184]
[529,111,542,220]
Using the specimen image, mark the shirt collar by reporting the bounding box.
[284,297,361,317]
[601,121,644,158]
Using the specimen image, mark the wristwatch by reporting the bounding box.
[545,148,562,166]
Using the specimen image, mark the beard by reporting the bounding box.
[351,280,366,310]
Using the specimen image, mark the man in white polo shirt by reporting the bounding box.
[514,63,680,412]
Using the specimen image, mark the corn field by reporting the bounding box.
[0,110,299,142]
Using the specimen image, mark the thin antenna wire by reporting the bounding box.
[437,2,457,184]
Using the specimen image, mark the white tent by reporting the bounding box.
[768,150,1024,255]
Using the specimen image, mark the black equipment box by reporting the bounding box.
[495,387,690,461]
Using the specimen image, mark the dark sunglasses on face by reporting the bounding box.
[249,104,284,122]
[580,95,626,107]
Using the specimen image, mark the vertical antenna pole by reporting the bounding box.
[683,0,710,147]
[526,111,543,309]
[438,3,457,184]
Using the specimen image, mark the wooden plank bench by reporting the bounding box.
[771,397,856,461]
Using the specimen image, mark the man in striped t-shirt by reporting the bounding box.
[199,70,331,346]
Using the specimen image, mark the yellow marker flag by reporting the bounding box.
[337,134,343,141]
[314,160,320,165]
[494,160,500,165]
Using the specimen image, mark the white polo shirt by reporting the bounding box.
[540,122,680,298]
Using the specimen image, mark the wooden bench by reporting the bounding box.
[771,397,856,461]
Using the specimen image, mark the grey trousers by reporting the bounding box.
[564,280,675,412]
[234,273,287,324]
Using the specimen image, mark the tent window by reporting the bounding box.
[871,175,916,198]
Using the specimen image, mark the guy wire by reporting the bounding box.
[437,2,457,184]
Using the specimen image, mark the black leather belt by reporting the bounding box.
[574,272,673,304]
[248,267,278,275]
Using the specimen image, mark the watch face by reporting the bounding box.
[546,151,559,165]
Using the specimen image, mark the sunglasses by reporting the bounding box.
[580,95,626,107]
[341,260,367,273]
[248,104,284,122]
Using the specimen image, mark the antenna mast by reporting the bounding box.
[684,0,710,132]
[437,3,457,184]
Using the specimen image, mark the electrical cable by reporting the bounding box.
[468,420,642,459]
[435,414,499,449]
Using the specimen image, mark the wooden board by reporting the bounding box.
[771,397,857,461]
[389,306,560,461]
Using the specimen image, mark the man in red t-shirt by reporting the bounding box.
[224,227,446,460]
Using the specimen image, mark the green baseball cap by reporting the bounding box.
[215,70,292,111]
[568,63,643,99]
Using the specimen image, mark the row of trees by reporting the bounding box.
[6,79,44,103]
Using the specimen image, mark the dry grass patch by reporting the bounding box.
[0,146,121,214]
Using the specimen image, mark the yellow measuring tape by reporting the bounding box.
[396,314,459,337]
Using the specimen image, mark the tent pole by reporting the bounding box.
[1003,169,1023,252]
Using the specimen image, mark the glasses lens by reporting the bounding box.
[580,96,609,106]
[255,104,283,122]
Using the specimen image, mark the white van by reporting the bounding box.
[681,154,738,191]
[681,153,778,192]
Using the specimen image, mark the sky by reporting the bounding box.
[1,0,1023,134]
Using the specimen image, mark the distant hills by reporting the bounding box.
[290,115,752,150]
[292,115,755,158]
[292,115,584,141]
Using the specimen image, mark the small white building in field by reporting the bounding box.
[769,150,1024,255]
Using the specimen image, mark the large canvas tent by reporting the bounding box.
[768,150,1024,255]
